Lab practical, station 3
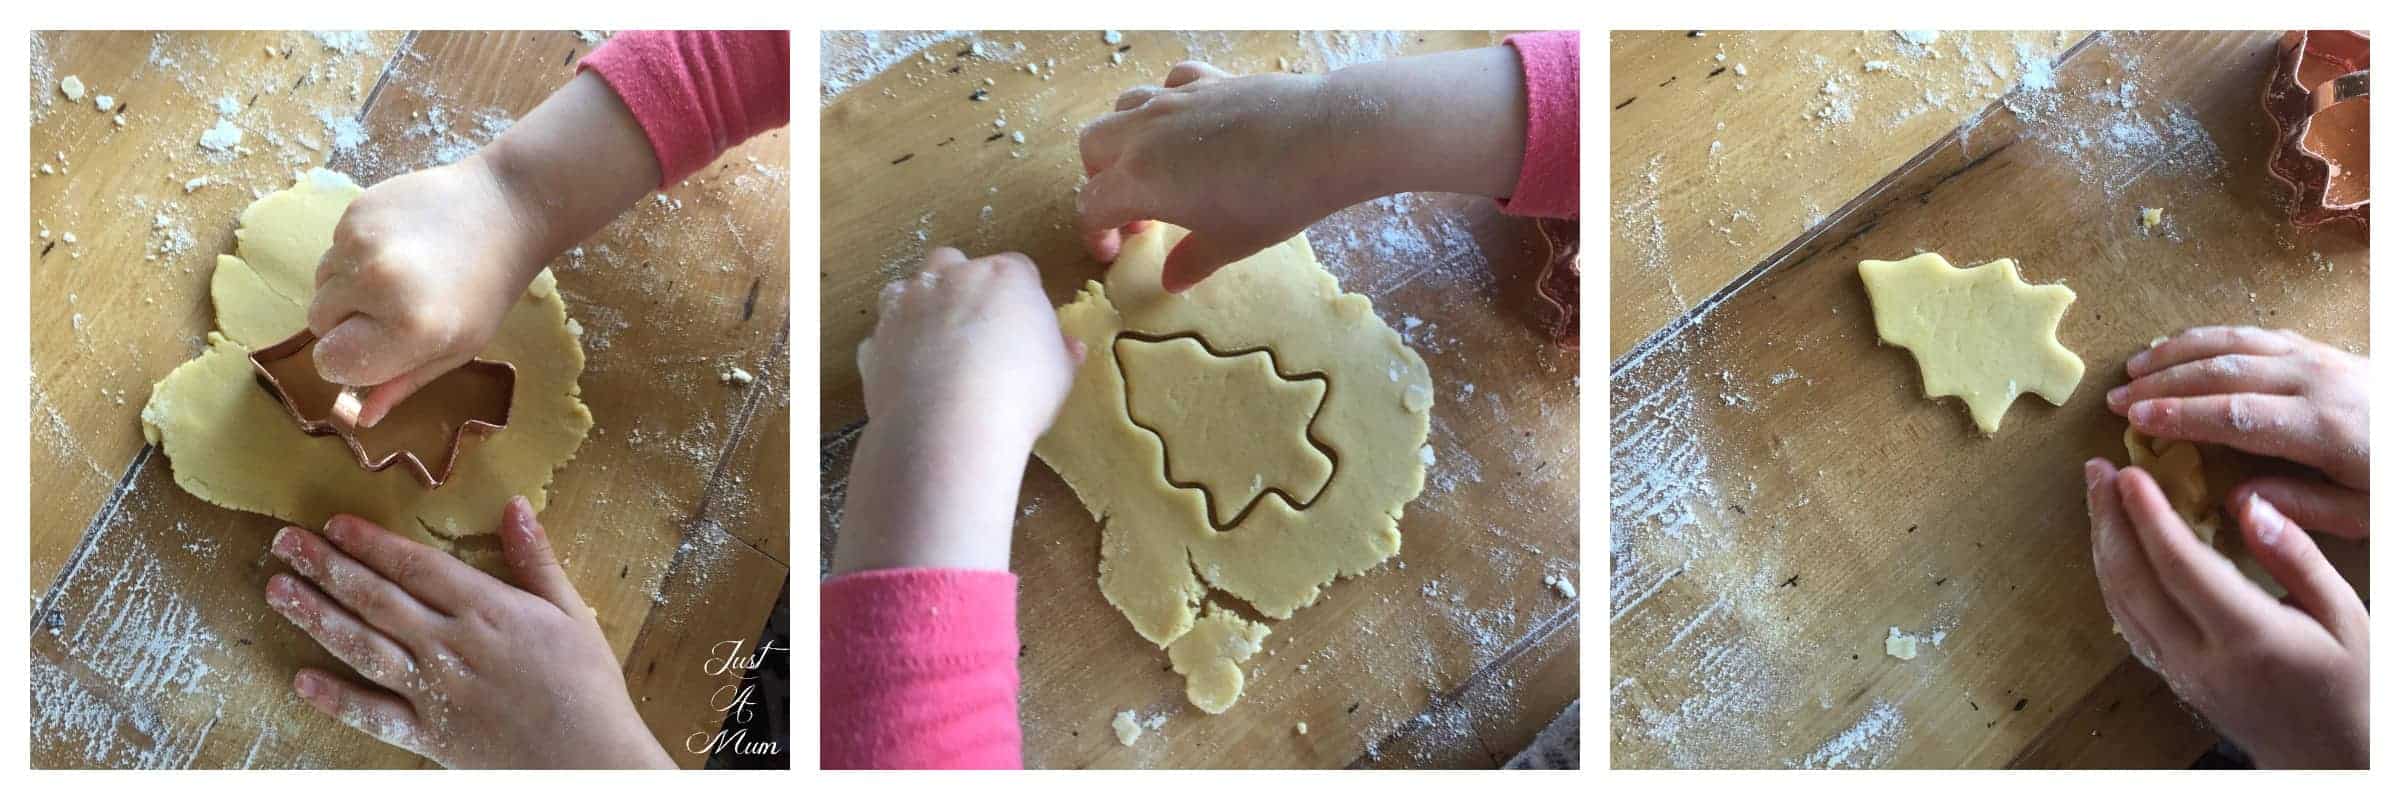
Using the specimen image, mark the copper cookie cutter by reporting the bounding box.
[248,330,516,489]
[2262,30,2369,229]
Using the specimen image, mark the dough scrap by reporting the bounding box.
[140,170,592,563]
[1115,335,1332,527]
[1166,602,1271,715]
[2122,425,2285,596]
[1034,223,1432,711]
[1858,253,2084,433]
[1883,627,1919,660]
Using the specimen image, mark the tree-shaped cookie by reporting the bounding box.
[1858,253,2084,434]
[1116,336,1333,529]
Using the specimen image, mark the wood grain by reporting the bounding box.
[819,30,1580,768]
[30,31,791,768]
[1608,30,2083,359]
[1608,30,2367,769]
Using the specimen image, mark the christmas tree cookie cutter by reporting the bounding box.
[247,329,516,489]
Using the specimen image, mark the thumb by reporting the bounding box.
[353,355,468,429]
[2238,494,2367,643]
[312,315,433,388]
[1160,232,1272,293]
[498,496,584,611]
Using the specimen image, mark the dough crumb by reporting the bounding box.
[1294,721,1308,735]
[1102,30,1124,46]
[183,177,212,193]
[1112,709,1142,746]
[2139,207,2164,230]
[1544,574,1578,599]
[1885,627,1919,660]
[60,75,84,101]
[94,94,116,112]
[720,365,755,386]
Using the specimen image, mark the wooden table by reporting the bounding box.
[820,30,1580,768]
[1608,30,2368,768]
[29,31,791,768]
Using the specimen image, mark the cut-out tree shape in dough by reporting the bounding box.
[1858,253,2085,434]
[1115,335,1333,529]
[1035,223,1433,713]
[140,170,592,568]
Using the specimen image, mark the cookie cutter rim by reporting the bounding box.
[247,329,517,489]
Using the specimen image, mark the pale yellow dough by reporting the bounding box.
[1167,602,1270,715]
[1858,253,2084,434]
[1115,336,1332,527]
[2122,395,2285,596]
[140,170,592,562]
[1034,223,1432,712]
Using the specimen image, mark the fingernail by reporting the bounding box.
[2128,400,2158,425]
[2106,386,2127,407]
[2246,494,2283,547]
[273,526,303,554]
[2083,459,2104,489]
[2126,350,2148,373]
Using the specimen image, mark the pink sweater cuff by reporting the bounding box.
[821,568,1022,769]
[1499,31,1580,219]
[579,30,791,187]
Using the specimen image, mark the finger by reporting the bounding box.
[1078,113,1134,177]
[266,572,420,686]
[924,246,968,272]
[2114,468,2275,634]
[1077,168,1155,240]
[2085,459,2199,654]
[354,354,468,429]
[2231,476,2370,539]
[313,513,489,615]
[1061,331,1088,367]
[2127,394,2328,469]
[313,314,439,388]
[2236,494,2369,643]
[1084,225,1125,264]
[1113,84,1162,111]
[2106,354,2308,415]
[306,278,364,339]
[272,521,447,636]
[980,250,1039,278]
[499,496,586,612]
[2126,326,2300,378]
[1164,61,1232,87]
[1161,232,1273,294]
[292,668,428,755]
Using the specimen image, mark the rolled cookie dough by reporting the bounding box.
[1034,223,1432,712]
[1858,253,2084,434]
[140,169,592,562]
[2124,421,2284,596]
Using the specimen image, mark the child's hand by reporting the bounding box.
[833,248,1084,574]
[2083,460,2368,768]
[1078,47,1525,292]
[2109,326,2370,528]
[307,156,551,427]
[266,498,676,768]
[308,71,659,427]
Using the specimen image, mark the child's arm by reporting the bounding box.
[1076,32,1579,292]
[2086,327,2369,768]
[269,498,676,768]
[308,30,789,426]
[823,247,1083,769]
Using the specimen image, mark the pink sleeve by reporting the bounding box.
[578,30,790,187]
[1498,31,1579,219]
[820,568,1022,769]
